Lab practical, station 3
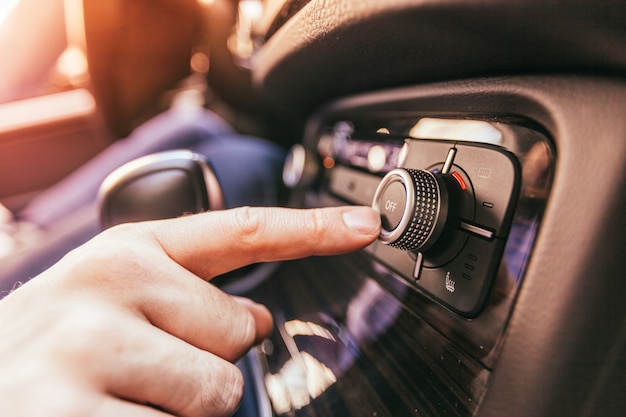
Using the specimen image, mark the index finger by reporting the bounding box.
[140,206,381,280]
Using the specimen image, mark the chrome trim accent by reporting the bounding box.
[194,153,224,211]
[372,168,415,244]
[441,147,457,175]
[248,349,274,417]
[283,144,306,188]
[413,251,423,280]
[98,149,224,213]
[460,221,494,240]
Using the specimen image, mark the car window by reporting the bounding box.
[0,0,88,105]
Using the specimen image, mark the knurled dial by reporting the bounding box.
[372,168,449,252]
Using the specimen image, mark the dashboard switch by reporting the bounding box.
[377,180,406,230]
[372,168,450,252]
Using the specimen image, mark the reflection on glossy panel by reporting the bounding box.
[265,351,337,413]
[253,255,489,417]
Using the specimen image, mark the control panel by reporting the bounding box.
[283,118,539,318]
[337,139,519,316]
[273,90,556,417]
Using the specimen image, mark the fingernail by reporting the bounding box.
[342,207,381,235]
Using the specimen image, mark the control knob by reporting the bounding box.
[372,168,450,252]
[282,144,319,189]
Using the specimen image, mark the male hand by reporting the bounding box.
[0,206,380,417]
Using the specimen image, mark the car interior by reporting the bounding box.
[1,0,625,416]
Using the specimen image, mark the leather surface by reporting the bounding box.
[254,0,626,111]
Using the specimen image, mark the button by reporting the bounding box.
[372,168,448,252]
[416,236,505,317]
[282,144,319,188]
[378,180,406,230]
[329,165,381,205]
[454,144,521,237]
[367,145,387,172]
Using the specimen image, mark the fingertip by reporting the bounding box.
[233,297,274,344]
[341,206,382,236]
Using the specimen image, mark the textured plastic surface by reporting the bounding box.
[254,0,626,112]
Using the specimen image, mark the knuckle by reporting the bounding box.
[53,304,119,359]
[306,208,328,240]
[234,308,257,350]
[217,302,256,358]
[200,362,244,416]
[64,225,154,286]
[232,207,266,249]
[98,222,144,246]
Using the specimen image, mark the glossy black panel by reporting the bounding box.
[253,255,490,417]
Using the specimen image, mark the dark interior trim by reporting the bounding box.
[254,0,626,113]
[298,75,626,416]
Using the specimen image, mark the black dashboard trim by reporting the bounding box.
[269,76,626,416]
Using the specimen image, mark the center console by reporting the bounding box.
[318,123,524,318]
[245,81,555,417]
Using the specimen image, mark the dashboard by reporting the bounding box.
[1,2,625,416]
[228,1,626,416]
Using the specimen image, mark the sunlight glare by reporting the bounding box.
[0,0,19,26]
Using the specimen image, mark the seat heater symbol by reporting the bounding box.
[445,272,456,293]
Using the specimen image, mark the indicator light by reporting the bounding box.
[452,171,467,190]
